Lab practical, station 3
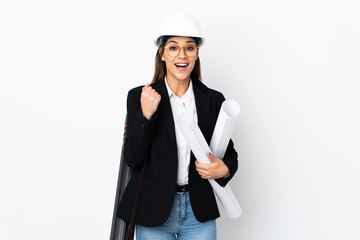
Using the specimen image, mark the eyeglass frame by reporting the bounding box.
[161,44,199,58]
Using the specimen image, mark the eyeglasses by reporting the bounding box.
[162,44,199,58]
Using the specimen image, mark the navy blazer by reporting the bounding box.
[117,79,238,227]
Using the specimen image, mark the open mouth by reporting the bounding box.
[175,63,189,68]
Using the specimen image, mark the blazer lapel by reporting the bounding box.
[192,80,211,142]
[152,80,177,146]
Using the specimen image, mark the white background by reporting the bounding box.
[1,0,359,239]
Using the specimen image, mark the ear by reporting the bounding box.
[159,48,165,61]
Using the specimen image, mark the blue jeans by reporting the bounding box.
[136,192,216,240]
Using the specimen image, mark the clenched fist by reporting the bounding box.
[141,84,161,120]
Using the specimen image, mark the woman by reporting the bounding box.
[114,12,238,240]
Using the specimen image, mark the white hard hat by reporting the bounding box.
[154,12,204,47]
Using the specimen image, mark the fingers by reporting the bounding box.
[195,159,210,170]
[195,160,211,179]
[141,83,161,120]
[142,84,161,101]
[195,153,229,179]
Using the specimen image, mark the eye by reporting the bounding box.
[169,46,178,51]
[187,46,195,51]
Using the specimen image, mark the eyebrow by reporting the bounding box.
[168,40,196,44]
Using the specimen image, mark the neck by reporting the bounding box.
[166,76,190,97]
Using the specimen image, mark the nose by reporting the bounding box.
[178,47,187,58]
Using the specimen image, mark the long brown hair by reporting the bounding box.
[151,41,202,84]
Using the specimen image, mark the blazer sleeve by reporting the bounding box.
[123,87,158,170]
[214,92,239,187]
[215,139,238,187]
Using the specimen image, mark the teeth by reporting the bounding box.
[176,64,188,67]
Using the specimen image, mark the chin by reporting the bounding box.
[176,75,191,81]
[168,71,191,81]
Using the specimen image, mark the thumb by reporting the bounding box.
[207,152,215,162]
[142,83,150,90]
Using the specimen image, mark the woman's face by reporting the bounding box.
[160,36,199,82]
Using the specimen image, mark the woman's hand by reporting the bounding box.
[195,152,230,180]
[141,84,161,120]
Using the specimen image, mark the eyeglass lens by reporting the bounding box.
[165,45,198,57]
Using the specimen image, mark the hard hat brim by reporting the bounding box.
[154,35,204,47]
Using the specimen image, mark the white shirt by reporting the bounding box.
[165,77,198,185]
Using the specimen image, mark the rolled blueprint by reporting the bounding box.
[210,100,240,158]
[175,100,241,218]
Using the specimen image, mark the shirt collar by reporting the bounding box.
[164,76,194,100]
